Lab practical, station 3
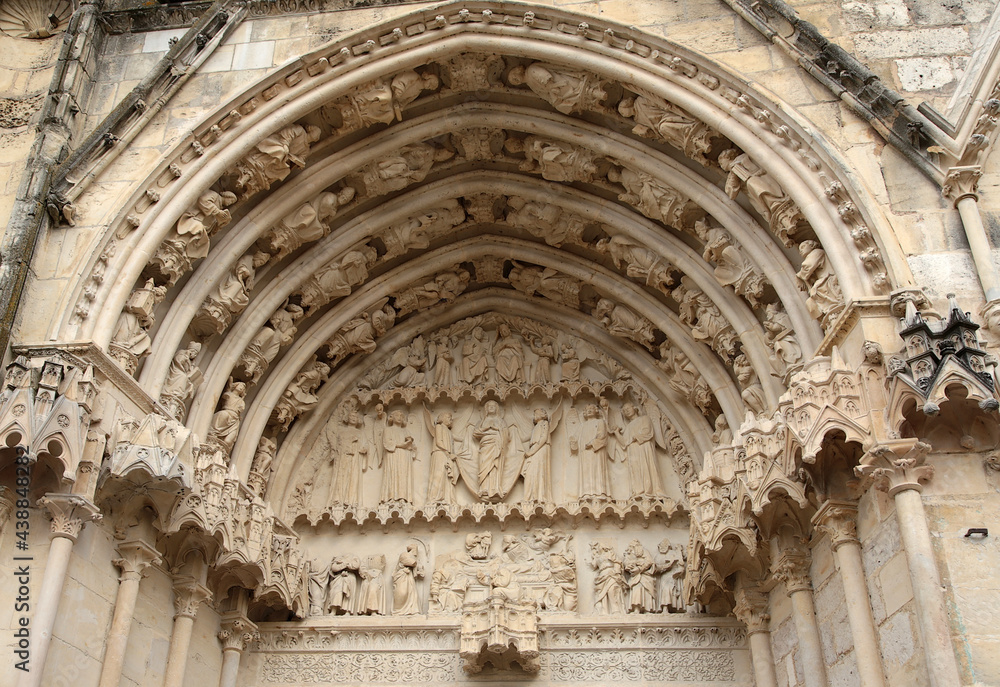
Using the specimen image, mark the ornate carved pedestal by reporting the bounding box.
[459,593,540,673]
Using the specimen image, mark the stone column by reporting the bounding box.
[943,166,1000,327]
[16,494,101,687]
[97,540,162,687]
[859,441,962,687]
[812,501,886,687]
[772,546,828,687]
[217,612,259,687]
[733,585,778,687]
[162,575,212,687]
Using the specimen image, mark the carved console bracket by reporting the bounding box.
[459,593,541,673]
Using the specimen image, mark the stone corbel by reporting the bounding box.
[37,493,102,541]
[856,439,933,496]
[733,585,770,634]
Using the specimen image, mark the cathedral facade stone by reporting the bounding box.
[0,0,999,685]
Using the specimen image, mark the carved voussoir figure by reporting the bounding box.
[609,166,701,229]
[595,233,675,294]
[594,298,657,350]
[239,303,305,382]
[261,187,356,261]
[392,267,470,317]
[325,304,397,366]
[207,379,247,454]
[720,148,805,247]
[191,251,270,337]
[234,123,322,199]
[297,244,377,313]
[150,190,237,285]
[110,279,168,374]
[695,219,767,308]
[618,90,714,162]
[159,342,202,421]
[508,263,583,308]
[764,303,802,374]
[352,142,454,196]
[796,240,845,326]
[248,436,276,497]
[517,136,601,183]
[378,199,466,260]
[672,277,739,359]
[508,62,607,114]
[324,70,439,130]
[271,360,330,431]
[505,196,587,247]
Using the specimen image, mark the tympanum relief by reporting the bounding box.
[288,317,687,525]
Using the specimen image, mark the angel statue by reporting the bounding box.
[422,408,460,506]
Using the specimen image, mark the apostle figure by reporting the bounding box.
[425,410,459,505]
[328,410,370,508]
[327,555,359,614]
[655,539,686,613]
[521,408,553,503]
[590,542,626,615]
[573,404,610,500]
[380,410,416,504]
[623,540,656,613]
[357,554,387,615]
[616,402,665,499]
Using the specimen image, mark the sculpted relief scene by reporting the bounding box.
[5,2,1000,686]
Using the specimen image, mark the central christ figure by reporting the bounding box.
[474,400,509,500]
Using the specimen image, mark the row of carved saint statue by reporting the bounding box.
[306,531,688,617]
[286,392,675,518]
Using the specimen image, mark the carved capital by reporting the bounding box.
[811,500,858,551]
[733,586,770,634]
[38,493,101,541]
[772,547,812,594]
[218,612,259,652]
[942,166,982,205]
[171,575,212,619]
[856,439,933,496]
[889,288,931,318]
[112,539,161,583]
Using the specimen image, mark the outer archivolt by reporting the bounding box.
[65,6,902,494]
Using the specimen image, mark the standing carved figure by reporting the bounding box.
[522,409,553,504]
[325,305,396,365]
[307,559,330,616]
[720,148,801,246]
[590,542,626,615]
[618,93,702,153]
[474,400,508,500]
[380,410,416,504]
[595,298,656,350]
[241,303,305,382]
[572,404,610,500]
[264,188,357,260]
[327,555,360,614]
[328,410,371,508]
[764,303,802,373]
[357,554,387,615]
[392,544,424,615]
[424,410,459,506]
[430,332,454,386]
[623,540,656,613]
[527,336,556,384]
[616,403,665,499]
[596,234,674,294]
[654,539,686,613]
